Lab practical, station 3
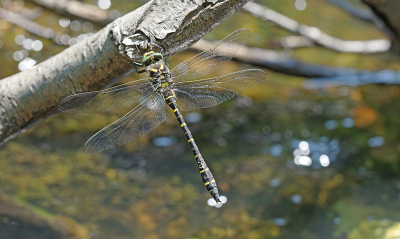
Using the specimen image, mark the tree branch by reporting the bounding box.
[362,0,400,54]
[326,0,392,37]
[304,70,400,89]
[1,5,372,79]
[191,39,357,78]
[326,0,373,22]
[0,191,89,238]
[242,1,390,53]
[24,0,112,26]
[0,8,58,39]
[0,0,250,145]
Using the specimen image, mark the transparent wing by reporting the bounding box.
[170,29,251,83]
[83,92,168,155]
[58,79,154,113]
[173,69,266,111]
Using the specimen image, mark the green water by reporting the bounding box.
[1,0,400,238]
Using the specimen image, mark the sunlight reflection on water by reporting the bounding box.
[291,138,340,168]
[207,196,227,208]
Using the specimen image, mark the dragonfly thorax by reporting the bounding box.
[143,54,173,94]
[145,59,170,79]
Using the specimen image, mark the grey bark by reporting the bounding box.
[0,0,250,145]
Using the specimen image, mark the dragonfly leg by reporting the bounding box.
[133,45,145,73]
[149,42,164,54]
[164,54,170,68]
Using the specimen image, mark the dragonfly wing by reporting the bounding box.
[173,69,266,111]
[170,29,251,83]
[83,92,168,154]
[58,79,154,113]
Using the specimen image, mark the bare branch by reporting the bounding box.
[362,0,400,54]
[0,191,89,238]
[24,0,112,26]
[243,1,390,53]
[0,8,357,79]
[326,0,392,37]
[0,7,91,46]
[0,6,370,79]
[326,0,373,22]
[0,0,251,145]
[280,36,314,48]
[0,8,58,39]
[191,39,357,78]
[304,70,400,89]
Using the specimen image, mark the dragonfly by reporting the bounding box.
[58,29,267,202]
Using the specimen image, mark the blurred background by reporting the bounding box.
[1,0,400,238]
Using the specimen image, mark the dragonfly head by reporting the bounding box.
[142,51,164,66]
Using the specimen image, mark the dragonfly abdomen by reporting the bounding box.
[165,95,221,203]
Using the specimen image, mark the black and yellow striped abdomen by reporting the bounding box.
[165,95,221,203]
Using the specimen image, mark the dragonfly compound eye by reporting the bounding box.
[153,52,163,61]
[142,51,155,66]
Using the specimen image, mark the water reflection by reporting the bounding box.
[270,144,283,156]
[295,0,307,11]
[1,79,398,238]
[291,138,340,168]
[31,40,43,51]
[333,217,341,224]
[98,0,111,10]
[368,136,384,147]
[13,51,24,61]
[59,17,71,28]
[60,34,70,45]
[14,35,25,45]
[273,218,287,226]
[291,194,302,204]
[325,119,337,130]
[342,117,354,128]
[22,38,33,50]
[269,178,281,187]
[18,58,36,71]
[207,196,227,208]
[109,10,122,19]
[304,70,400,88]
[82,22,94,32]
[319,155,330,167]
[153,136,177,147]
[185,112,201,123]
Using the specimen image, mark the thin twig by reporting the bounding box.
[242,1,390,53]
